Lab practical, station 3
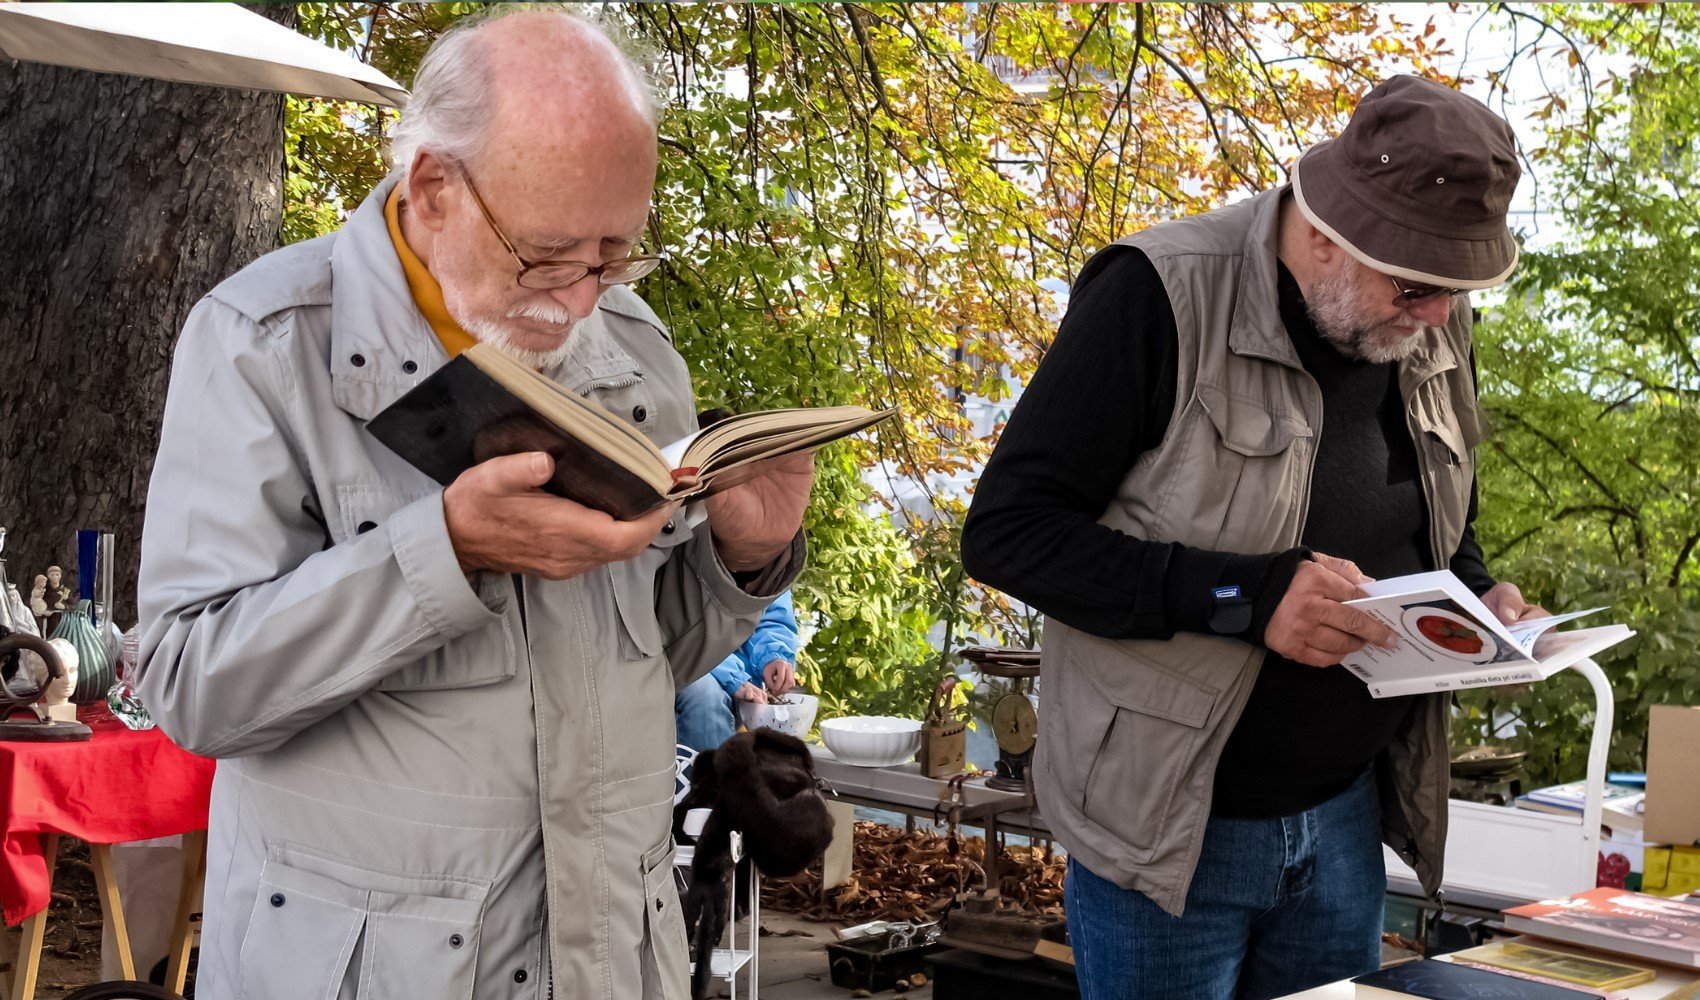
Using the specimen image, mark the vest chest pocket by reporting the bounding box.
[1189,383,1312,553]
[1410,379,1481,559]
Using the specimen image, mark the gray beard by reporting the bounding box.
[1304,268,1424,365]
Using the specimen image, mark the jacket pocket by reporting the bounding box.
[1071,639,1221,864]
[237,860,367,1000]
[639,835,690,1000]
[570,357,660,436]
[237,853,490,1000]
[608,511,691,661]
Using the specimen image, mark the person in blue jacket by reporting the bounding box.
[674,590,800,752]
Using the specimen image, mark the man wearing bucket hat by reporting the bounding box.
[963,76,1541,998]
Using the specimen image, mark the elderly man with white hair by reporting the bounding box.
[137,10,810,999]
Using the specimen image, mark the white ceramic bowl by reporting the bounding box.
[818,716,922,767]
[737,692,819,740]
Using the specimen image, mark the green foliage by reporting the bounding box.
[790,449,940,719]
[1458,4,1700,786]
[283,3,1458,721]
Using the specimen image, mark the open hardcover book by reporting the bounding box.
[1339,570,1633,699]
[368,342,897,520]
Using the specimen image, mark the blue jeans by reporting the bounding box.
[675,673,737,754]
[1066,770,1385,1000]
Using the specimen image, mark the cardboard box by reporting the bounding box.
[1645,705,1700,847]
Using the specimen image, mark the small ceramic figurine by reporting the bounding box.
[44,566,70,614]
[29,575,47,617]
[4,583,38,638]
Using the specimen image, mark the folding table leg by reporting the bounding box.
[165,830,207,994]
[88,844,136,980]
[8,834,59,1000]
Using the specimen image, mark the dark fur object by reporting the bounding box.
[673,728,833,1000]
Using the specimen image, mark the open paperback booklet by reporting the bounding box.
[1339,570,1634,699]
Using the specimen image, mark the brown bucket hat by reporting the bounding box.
[1292,75,1520,289]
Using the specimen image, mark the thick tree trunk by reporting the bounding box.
[0,5,295,627]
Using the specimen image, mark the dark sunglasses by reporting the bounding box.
[1387,274,1465,308]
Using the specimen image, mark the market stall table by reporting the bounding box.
[0,721,214,1000]
[809,746,1049,891]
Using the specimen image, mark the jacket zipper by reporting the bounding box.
[513,572,552,1000]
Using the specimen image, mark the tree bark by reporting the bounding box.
[0,5,295,627]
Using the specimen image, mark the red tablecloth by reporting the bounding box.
[0,721,214,925]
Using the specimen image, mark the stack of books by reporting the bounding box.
[1514,781,1646,830]
[1500,888,1700,970]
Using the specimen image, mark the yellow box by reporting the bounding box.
[1646,847,1672,888]
[1669,846,1700,875]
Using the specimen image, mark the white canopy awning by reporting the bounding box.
[0,2,406,107]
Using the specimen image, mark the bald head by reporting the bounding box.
[390,9,657,175]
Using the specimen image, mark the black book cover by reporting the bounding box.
[1353,960,1597,998]
[366,354,669,520]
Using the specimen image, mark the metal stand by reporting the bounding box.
[678,811,760,1000]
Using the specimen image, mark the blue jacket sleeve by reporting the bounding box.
[709,653,748,697]
[740,592,800,684]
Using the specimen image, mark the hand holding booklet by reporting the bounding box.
[1338,570,1633,699]
[368,342,897,520]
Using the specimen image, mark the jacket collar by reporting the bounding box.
[1228,185,1459,386]
[328,173,640,420]
[330,173,449,421]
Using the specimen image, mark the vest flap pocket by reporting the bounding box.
[1071,636,1219,729]
[1196,382,1305,457]
[1415,400,1469,466]
[1064,636,1229,860]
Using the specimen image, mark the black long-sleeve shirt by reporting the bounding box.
[962,248,1495,817]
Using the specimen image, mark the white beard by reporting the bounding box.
[460,301,586,370]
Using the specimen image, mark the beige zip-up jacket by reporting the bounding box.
[138,174,799,1000]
